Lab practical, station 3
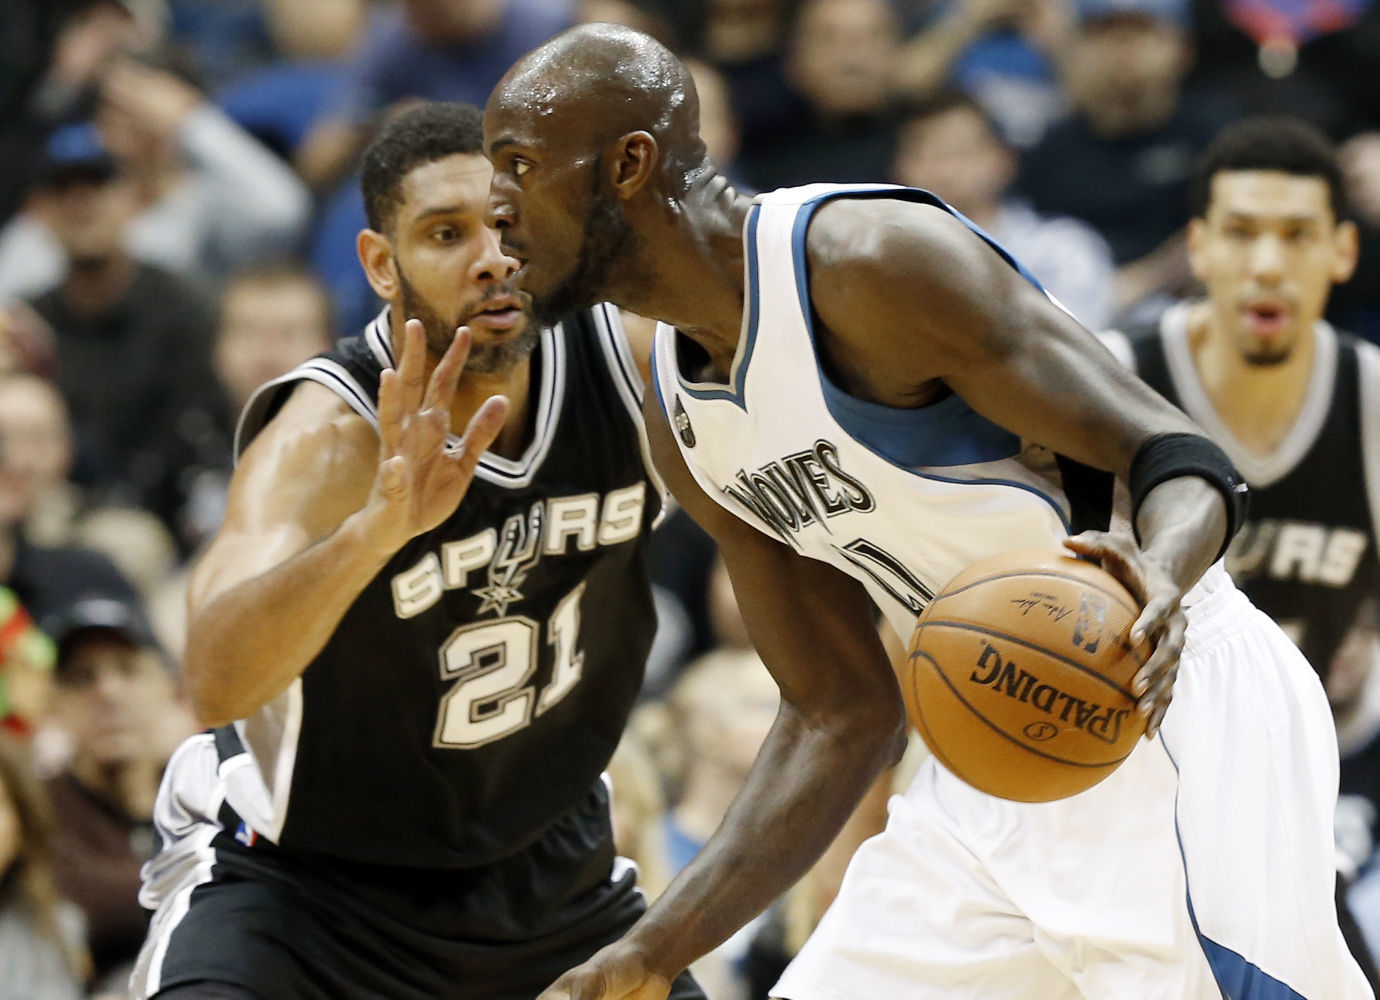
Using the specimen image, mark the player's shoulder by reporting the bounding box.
[805,194,968,272]
[237,381,377,492]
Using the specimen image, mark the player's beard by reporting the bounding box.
[530,165,638,328]
[396,266,539,374]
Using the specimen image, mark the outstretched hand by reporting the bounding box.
[1063,530,1187,739]
[537,942,675,1000]
[357,319,509,556]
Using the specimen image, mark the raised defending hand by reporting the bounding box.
[357,319,509,557]
[1062,530,1187,739]
[537,942,674,1000]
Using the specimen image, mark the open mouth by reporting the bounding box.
[469,295,525,331]
[1243,302,1289,337]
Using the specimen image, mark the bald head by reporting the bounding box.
[489,22,706,181]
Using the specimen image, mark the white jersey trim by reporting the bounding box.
[591,303,669,525]
[136,734,225,997]
[1160,303,1338,487]
[1358,340,1380,548]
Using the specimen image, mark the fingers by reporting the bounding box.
[1134,608,1185,738]
[421,326,472,415]
[448,395,511,476]
[395,318,429,412]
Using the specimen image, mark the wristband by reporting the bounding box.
[1128,432,1249,561]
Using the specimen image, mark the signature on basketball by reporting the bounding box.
[1009,592,1073,623]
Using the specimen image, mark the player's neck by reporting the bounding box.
[612,172,753,377]
[449,358,532,461]
[1186,300,1317,457]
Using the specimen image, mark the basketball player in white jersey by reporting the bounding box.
[483,23,1371,1000]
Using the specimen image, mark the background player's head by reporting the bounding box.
[358,101,535,371]
[485,23,708,325]
[1187,117,1358,367]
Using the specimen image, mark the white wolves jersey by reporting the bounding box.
[652,183,1116,642]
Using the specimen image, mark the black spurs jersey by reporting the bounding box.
[1102,304,1380,677]
[215,306,663,868]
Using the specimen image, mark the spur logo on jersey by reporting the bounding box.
[723,439,875,542]
[390,484,647,619]
[969,642,1131,744]
[1227,519,1369,587]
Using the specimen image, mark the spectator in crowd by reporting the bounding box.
[0,0,134,227]
[43,595,192,993]
[893,0,1074,149]
[0,591,57,741]
[892,88,1116,328]
[0,735,88,1000]
[737,0,902,190]
[1018,0,1238,319]
[0,373,177,604]
[605,732,674,900]
[20,123,221,537]
[217,0,368,164]
[297,0,575,190]
[178,261,336,556]
[0,57,312,300]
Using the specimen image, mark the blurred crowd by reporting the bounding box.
[0,0,1379,997]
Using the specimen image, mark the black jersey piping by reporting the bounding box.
[360,309,567,489]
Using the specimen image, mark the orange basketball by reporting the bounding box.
[907,549,1151,803]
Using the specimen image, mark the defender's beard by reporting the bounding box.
[397,266,539,374]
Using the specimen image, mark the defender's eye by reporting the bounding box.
[514,161,531,178]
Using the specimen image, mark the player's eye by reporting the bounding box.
[432,225,459,243]
[513,160,531,178]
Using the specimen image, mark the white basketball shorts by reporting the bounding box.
[774,565,1373,1000]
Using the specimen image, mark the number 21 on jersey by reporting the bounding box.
[433,584,585,749]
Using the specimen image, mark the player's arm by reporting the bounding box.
[538,392,907,1000]
[811,200,1235,732]
[184,322,507,728]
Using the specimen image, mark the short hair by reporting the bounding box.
[1189,116,1349,222]
[360,102,486,233]
[897,88,1006,144]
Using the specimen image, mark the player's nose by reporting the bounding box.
[474,223,519,282]
[487,186,515,231]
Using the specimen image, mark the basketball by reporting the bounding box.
[906,549,1151,803]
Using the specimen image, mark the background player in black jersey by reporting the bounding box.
[127,102,702,1000]
[1100,117,1380,983]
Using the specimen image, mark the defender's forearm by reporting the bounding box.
[184,513,393,728]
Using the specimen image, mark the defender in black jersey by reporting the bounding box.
[1101,118,1380,987]
[129,103,701,1000]
[1101,119,1379,695]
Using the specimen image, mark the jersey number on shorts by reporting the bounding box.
[432,583,586,749]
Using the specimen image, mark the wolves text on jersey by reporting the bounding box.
[389,483,647,619]
[723,439,876,543]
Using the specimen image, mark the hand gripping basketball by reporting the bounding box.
[906,547,1155,802]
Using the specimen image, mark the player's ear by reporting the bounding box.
[610,131,659,200]
[358,228,399,300]
[1186,217,1209,283]
[1331,219,1360,285]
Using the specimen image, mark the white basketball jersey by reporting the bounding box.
[651,184,1116,640]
